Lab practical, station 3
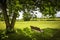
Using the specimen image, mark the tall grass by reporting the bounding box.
[0,28,60,40]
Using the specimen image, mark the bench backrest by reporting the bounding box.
[30,26,43,32]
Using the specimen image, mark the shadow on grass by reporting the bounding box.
[0,28,60,40]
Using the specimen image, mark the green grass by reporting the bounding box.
[0,20,60,40]
[0,21,60,30]
[0,28,60,40]
[0,21,6,30]
[15,21,60,29]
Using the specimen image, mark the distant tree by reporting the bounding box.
[23,12,32,21]
[19,0,35,21]
[32,13,37,20]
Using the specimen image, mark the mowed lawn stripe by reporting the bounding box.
[0,21,60,30]
[15,21,60,29]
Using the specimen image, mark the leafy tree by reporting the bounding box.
[23,12,32,21]
[19,0,35,21]
[56,0,60,11]
[0,0,21,33]
[0,0,35,33]
[0,12,4,21]
[34,0,58,18]
[0,0,60,34]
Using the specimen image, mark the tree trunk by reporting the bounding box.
[2,2,11,33]
[10,12,17,32]
[1,0,17,34]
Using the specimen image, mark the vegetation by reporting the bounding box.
[23,12,32,21]
[0,28,60,40]
[0,21,60,29]
[0,0,60,40]
[0,0,60,33]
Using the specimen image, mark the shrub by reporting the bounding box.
[23,12,32,21]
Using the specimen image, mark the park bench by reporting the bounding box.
[30,25,43,32]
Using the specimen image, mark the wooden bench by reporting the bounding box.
[30,26,43,32]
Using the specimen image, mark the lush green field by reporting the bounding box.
[15,21,60,29]
[0,21,60,40]
[0,21,60,30]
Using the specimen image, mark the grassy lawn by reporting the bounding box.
[15,21,60,29]
[0,21,60,30]
[0,21,6,30]
[0,21,60,40]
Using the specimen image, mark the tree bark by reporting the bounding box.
[1,1,11,33]
[1,0,18,34]
[10,12,17,32]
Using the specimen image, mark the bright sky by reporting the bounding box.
[17,11,60,19]
[56,11,60,17]
[0,10,60,19]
